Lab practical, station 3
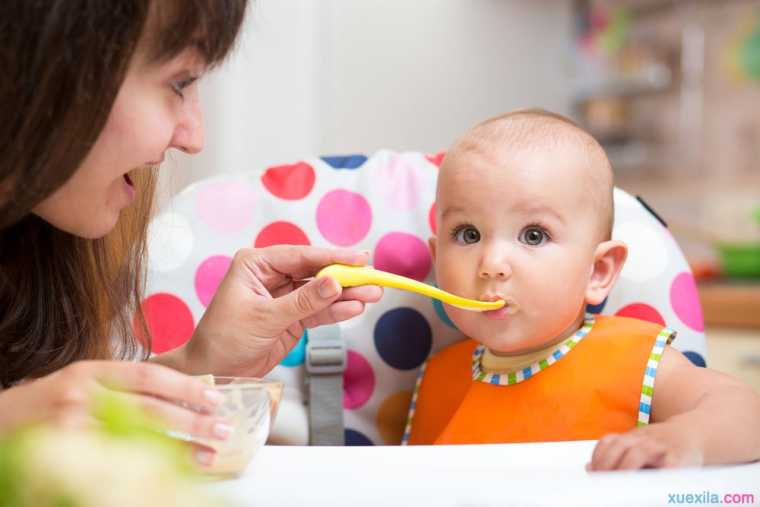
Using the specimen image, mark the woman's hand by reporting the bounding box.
[0,360,230,466]
[587,423,703,471]
[176,246,383,377]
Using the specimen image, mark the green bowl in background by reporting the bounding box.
[716,242,760,278]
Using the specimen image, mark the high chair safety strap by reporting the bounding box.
[305,324,346,445]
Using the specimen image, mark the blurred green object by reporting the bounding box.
[0,392,229,507]
[740,20,760,80]
[599,7,630,55]
[717,242,760,278]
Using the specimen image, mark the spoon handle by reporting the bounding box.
[316,264,504,312]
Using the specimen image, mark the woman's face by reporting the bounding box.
[33,49,206,238]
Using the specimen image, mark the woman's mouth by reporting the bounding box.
[123,173,136,201]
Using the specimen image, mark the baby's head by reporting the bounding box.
[431,109,627,353]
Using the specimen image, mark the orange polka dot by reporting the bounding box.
[376,390,413,445]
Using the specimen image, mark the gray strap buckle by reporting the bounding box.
[305,326,346,375]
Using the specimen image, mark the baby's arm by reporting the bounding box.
[588,346,760,471]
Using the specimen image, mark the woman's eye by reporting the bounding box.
[171,76,198,99]
[520,226,548,246]
[454,226,481,245]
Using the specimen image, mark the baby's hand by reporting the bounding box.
[587,424,703,471]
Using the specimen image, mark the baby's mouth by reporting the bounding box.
[482,295,520,315]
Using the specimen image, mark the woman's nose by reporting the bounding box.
[170,91,204,154]
[479,249,511,280]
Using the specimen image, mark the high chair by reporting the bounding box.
[142,150,707,446]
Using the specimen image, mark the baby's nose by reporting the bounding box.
[479,268,509,280]
[478,258,511,280]
[478,245,512,280]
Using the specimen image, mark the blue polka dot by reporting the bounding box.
[374,307,432,370]
[586,297,607,314]
[683,351,706,368]
[432,297,457,329]
[345,428,374,446]
[321,154,368,170]
[280,330,307,367]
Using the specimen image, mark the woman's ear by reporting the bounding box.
[586,240,628,305]
[428,236,437,262]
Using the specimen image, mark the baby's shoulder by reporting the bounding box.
[593,314,673,337]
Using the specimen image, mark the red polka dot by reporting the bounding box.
[429,202,437,234]
[135,293,195,354]
[261,161,315,200]
[615,303,666,326]
[343,350,375,410]
[254,221,311,248]
[425,152,445,167]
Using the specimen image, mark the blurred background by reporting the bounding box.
[161,0,760,391]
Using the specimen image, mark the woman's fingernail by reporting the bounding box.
[213,422,233,440]
[204,389,223,407]
[196,450,214,466]
[319,277,340,298]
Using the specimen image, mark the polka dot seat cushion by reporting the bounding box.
[141,150,706,446]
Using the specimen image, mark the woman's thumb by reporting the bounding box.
[276,276,341,322]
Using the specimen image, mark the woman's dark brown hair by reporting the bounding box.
[0,0,248,387]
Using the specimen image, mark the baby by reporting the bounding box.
[403,109,760,470]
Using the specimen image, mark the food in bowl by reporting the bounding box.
[196,376,283,477]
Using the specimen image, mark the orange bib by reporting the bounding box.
[406,316,673,445]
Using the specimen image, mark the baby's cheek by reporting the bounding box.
[444,307,481,338]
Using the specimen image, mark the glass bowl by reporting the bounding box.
[197,376,283,478]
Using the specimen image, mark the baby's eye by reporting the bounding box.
[453,225,481,245]
[520,226,549,246]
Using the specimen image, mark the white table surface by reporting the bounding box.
[207,441,760,507]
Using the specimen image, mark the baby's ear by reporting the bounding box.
[428,236,437,262]
[586,240,627,305]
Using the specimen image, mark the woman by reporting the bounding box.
[0,0,381,465]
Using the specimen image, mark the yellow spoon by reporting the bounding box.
[316,264,506,312]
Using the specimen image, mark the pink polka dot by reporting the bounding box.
[425,152,445,167]
[670,272,704,332]
[374,232,431,282]
[343,350,375,410]
[316,190,372,246]
[196,181,256,234]
[378,155,424,210]
[254,221,310,248]
[135,293,195,354]
[262,162,315,200]
[195,255,232,307]
[429,202,437,234]
[615,303,665,326]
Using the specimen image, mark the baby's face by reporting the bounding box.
[433,142,603,353]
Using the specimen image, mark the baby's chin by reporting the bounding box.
[448,314,546,353]
[480,335,541,355]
